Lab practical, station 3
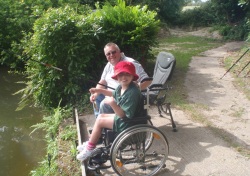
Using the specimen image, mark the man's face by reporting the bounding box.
[104,46,121,66]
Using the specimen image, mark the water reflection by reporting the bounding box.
[0,67,46,176]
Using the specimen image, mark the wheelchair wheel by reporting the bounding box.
[110,124,169,176]
[144,120,153,150]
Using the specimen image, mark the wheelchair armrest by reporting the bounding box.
[148,84,166,91]
[140,77,153,83]
[141,84,166,93]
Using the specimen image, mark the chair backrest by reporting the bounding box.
[151,51,176,86]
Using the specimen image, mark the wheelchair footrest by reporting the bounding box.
[87,164,111,171]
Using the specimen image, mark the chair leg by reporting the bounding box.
[157,102,177,132]
[157,104,163,117]
[166,103,177,132]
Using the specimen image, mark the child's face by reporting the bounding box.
[117,72,134,86]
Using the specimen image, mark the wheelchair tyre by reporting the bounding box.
[144,120,153,150]
[110,124,169,176]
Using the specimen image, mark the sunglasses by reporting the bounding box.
[105,50,117,57]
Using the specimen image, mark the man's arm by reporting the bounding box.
[89,79,113,98]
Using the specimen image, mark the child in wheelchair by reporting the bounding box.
[77,61,142,161]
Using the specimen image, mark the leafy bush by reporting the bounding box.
[19,5,100,108]
[123,0,185,25]
[178,1,225,28]
[19,0,160,109]
[0,0,93,69]
[218,20,249,40]
[0,0,55,69]
[91,0,160,63]
[178,5,216,28]
[210,0,247,24]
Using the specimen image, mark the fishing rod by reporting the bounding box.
[245,69,250,78]
[29,57,115,88]
[29,58,63,72]
[88,80,115,90]
[220,48,249,79]
[237,60,250,77]
[0,47,63,71]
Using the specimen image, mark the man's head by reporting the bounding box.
[104,42,122,66]
[112,61,138,81]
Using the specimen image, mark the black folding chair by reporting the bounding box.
[143,51,177,131]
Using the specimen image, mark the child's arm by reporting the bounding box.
[103,97,125,118]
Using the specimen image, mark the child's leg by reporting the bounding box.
[76,114,115,161]
[89,114,114,144]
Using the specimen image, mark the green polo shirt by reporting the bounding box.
[112,82,141,133]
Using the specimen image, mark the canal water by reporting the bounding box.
[0,67,46,176]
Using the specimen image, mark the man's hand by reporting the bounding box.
[89,88,99,103]
[89,88,97,94]
[90,93,98,103]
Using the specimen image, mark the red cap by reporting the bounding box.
[111,61,139,81]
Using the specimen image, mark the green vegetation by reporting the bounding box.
[30,105,80,176]
[2,0,250,71]
[17,0,160,109]
[0,0,84,69]
[178,0,250,41]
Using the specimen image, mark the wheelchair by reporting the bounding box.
[86,83,170,176]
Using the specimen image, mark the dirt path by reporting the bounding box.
[185,42,250,149]
[147,40,250,175]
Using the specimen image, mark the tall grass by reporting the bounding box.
[30,106,80,176]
